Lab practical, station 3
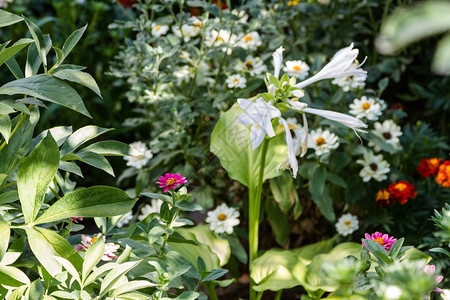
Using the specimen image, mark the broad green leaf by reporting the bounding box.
[59,161,83,177]
[0,106,39,188]
[99,260,142,298]
[172,225,230,267]
[60,125,113,156]
[111,280,156,297]
[210,104,287,187]
[53,69,102,98]
[270,172,296,213]
[265,199,290,248]
[0,219,9,262]
[175,200,202,211]
[0,190,19,204]
[26,227,83,276]
[23,16,47,70]
[17,133,59,223]
[25,280,44,300]
[76,151,114,176]
[5,57,24,79]
[0,38,33,67]
[34,186,137,225]
[432,32,450,75]
[0,10,23,27]
[0,115,11,143]
[53,256,80,284]
[202,268,228,282]
[309,165,334,221]
[32,126,72,149]
[78,140,139,156]
[0,265,30,286]
[82,236,104,282]
[377,1,450,54]
[61,25,87,60]
[0,74,91,117]
[388,237,404,259]
[363,239,388,257]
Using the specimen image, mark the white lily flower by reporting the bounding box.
[295,43,367,89]
[272,46,285,79]
[290,89,305,98]
[236,98,281,150]
[278,117,298,178]
[302,107,368,132]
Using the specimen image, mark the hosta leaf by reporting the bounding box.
[34,186,137,225]
[210,104,287,187]
[17,133,59,223]
[0,74,90,117]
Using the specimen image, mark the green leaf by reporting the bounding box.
[82,236,104,282]
[202,269,228,282]
[162,291,199,300]
[0,265,30,286]
[0,74,91,117]
[98,260,142,298]
[73,151,115,176]
[363,239,388,257]
[377,1,450,54]
[52,256,80,284]
[270,172,296,213]
[17,133,59,223]
[388,237,404,259]
[432,32,450,75]
[175,200,202,211]
[34,186,137,225]
[60,125,113,156]
[110,281,156,297]
[0,190,19,204]
[83,262,117,287]
[0,219,9,262]
[0,38,33,67]
[225,234,248,264]
[59,161,83,177]
[0,115,11,143]
[430,247,450,257]
[23,16,47,70]
[265,198,290,248]
[52,46,64,64]
[61,25,87,60]
[78,140,139,156]
[53,69,102,98]
[309,165,327,195]
[6,57,24,79]
[0,10,23,28]
[310,186,335,222]
[210,104,288,187]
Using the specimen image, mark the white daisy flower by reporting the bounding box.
[235,56,267,76]
[205,29,237,47]
[138,199,162,221]
[231,9,249,23]
[226,74,247,88]
[370,120,403,152]
[116,211,133,228]
[441,289,450,300]
[331,74,366,91]
[124,141,153,169]
[173,65,193,84]
[356,151,390,182]
[283,60,310,80]
[237,32,262,50]
[205,203,240,234]
[349,96,383,121]
[173,19,202,42]
[307,128,339,156]
[151,24,169,37]
[335,213,359,236]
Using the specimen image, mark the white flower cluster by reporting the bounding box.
[124,141,153,169]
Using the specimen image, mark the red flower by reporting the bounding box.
[156,173,187,192]
[417,158,442,178]
[117,0,136,7]
[436,161,450,188]
[375,189,392,208]
[387,181,417,204]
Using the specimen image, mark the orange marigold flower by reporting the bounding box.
[388,181,417,204]
[375,188,392,208]
[417,158,442,178]
[436,161,450,188]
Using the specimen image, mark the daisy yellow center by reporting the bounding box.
[288,0,299,5]
[233,78,239,83]
[293,65,301,71]
[217,213,227,221]
[373,237,385,246]
[244,35,252,42]
[166,178,176,185]
[316,137,325,146]
[344,220,351,226]
[216,36,224,42]
[395,183,407,192]
[362,102,371,110]
[154,25,161,31]
[91,236,99,244]
[382,132,392,140]
[194,22,202,27]
[246,61,253,69]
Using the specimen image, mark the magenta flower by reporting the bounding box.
[74,234,119,261]
[69,217,83,223]
[424,264,444,292]
[363,231,397,252]
[156,173,187,192]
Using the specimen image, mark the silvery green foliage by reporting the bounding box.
[0,11,230,300]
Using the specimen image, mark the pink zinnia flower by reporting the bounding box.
[363,231,397,252]
[156,173,187,192]
[69,217,83,223]
[74,234,119,261]
[424,264,444,292]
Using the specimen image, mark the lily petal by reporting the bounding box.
[278,117,298,178]
[272,46,285,79]
[303,107,367,132]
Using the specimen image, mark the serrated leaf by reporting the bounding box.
[34,186,137,225]
[0,74,90,117]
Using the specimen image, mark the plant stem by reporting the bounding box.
[205,283,219,300]
[249,139,269,300]
[256,291,264,300]
[274,290,282,300]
